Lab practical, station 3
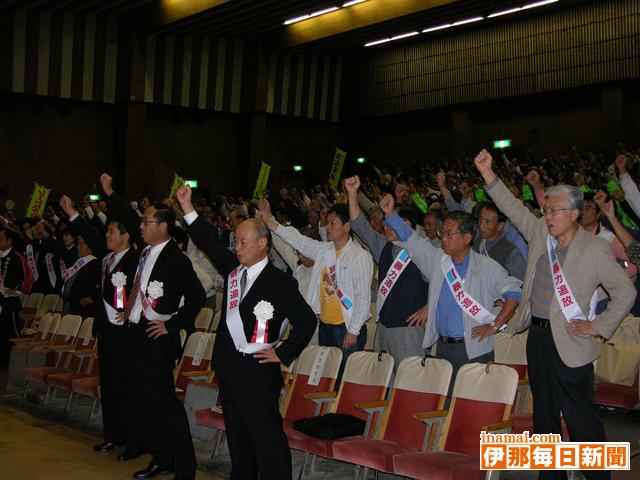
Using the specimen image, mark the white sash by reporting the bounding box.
[440,255,496,325]
[376,248,411,319]
[225,266,288,354]
[45,254,57,288]
[62,256,96,284]
[26,245,39,281]
[139,289,173,321]
[103,299,123,326]
[547,235,597,322]
[324,248,354,319]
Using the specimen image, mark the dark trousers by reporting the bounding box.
[130,322,196,476]
[435,337,494,408]
[318,322,367,382]
[0,299,22,366]
[98,322,144,449]
[219,378,292,480]
[527,324,609,480]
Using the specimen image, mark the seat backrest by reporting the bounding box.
[54,297,64,312]
[333,351,394,420]
[284,346,343,421]
[74,318,95,349]
[211,310,221,332]
[25,292,44,309]
[442,363,518,458]
[175,332,215,391]
[50,314,82,346]
[382,357,452,449]
[194,307,214,332]
[35,312,61,341]
[40,294,60,311]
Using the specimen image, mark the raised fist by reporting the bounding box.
[395,184,409,203]
[59,195,76,217]
[100,173,114,195]
[379,194,395,216]
[175,185,193,213]
[436,172,446,189]
[615,154,628,175]
[344,176,361,194]
[526,170,541,188]
[474,149,493,175]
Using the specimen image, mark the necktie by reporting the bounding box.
[106,253,116,273]
[240,268,247,300]
[123,249,149,319]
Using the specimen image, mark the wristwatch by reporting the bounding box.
[491,322,508,334]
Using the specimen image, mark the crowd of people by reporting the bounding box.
[2,144,640,480]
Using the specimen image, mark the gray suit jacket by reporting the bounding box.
[486,178,636,367]
[398,231,522,360]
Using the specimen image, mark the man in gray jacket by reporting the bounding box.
[381,194,521,402]
[475,148,635,480]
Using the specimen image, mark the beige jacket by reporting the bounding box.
[486,179,636,367]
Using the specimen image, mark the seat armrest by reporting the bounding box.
[413,409,448,452]
[483,419,514,433]
[356,400,390,439]
[182,370,212,382]
[304,391,337,415]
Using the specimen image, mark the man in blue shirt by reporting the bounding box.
[381,194,521,403]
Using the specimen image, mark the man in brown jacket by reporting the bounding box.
[475,149,635,480]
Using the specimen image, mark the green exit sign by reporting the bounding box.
[293,165,303,172]
[493,139,511,149]
[185,180,199,188]
[356,157,367,164]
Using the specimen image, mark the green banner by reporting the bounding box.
[169,173,185,200]
[412,193,429,213]
[522,184,534,202]
[252,162,271,203]
[26,183,51,218]
[328,147,347,189]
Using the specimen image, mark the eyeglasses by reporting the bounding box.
[438,229,467,239]
[541,207,569,217]
[140,219,161,226]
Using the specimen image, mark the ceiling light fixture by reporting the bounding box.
[422,23,452,33]
[342,0,366,6]
[488,0,558,18]
[284,0,367,25]
[451,16,484,26]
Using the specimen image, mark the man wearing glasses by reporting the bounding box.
[381,194,522,403]
[475,149,635,480]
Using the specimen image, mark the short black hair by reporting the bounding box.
[327,203,350,225]
[478,202,507,223]
[0,227,16,244]
[153,203,176,236]
[397,207,417,229]
[445,210,476,240]
[172,227,189,247]
[108,217,129,236]
[424,209,444,223]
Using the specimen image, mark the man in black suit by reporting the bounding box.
[0,228,27,366]
[59,180,147,461]
[125,202,205,480]
[176,185,316,480]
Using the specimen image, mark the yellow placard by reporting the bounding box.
[252,162,271,203]
[328,147,347,189]
[169,173,186,199]
[26,183,51,218]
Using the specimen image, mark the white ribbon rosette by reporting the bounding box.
[147,281,164,306]
[252,300,274,344]
[111,271,127,288]
[111,272,128,309]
